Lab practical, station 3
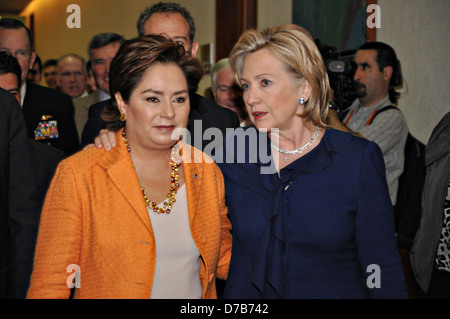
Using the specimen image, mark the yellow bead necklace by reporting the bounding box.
[122,130,181,214]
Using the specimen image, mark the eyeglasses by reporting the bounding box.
[0,48,31,60]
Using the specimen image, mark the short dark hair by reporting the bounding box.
[136,2,196,44]
[88,33,125,59]
[43,59,57,68]
[103,34,203,131]
[86,60,92,73]
[0,51,22,87]
[358,41,402,103]
[33,54,42,71]
[0,18,34,51]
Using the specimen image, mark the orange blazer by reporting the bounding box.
[27,129,232,299]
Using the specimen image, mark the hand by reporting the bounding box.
[83,143,96,150]
[94,129,117,151]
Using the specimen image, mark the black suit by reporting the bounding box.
[0,89,40,298]
[81,93,240,150]
[80,98,109,148]
[29,140,66,210]
[22,82,80,155]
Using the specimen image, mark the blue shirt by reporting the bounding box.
[217,127,407,299]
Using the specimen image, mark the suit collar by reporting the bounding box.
[179,141,204,225]
[271,128,352,174]
[20,81,27,106]
[188,93,205,114]
[22,81,38,107]
[97,128,152,232]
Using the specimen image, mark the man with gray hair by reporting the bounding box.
[57,53,88,99]
[77,33,125,144]
[211,58,250,127]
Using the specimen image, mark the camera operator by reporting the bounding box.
[327,41,408,206]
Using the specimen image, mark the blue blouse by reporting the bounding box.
[216,127,407,299]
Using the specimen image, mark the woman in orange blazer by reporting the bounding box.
[27,35,232,299]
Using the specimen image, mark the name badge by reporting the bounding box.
[35,120,59,140]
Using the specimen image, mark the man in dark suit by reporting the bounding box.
[0,88,40,298]
[0,51,66,205]
[0,18,79,155]
[81,2,239,150]
[0,52,66,298]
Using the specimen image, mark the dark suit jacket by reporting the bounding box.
[0,89,40,298]
[29,140,66,210]
[22,82,80,155]
[80,93,240,150]
[80,97,109,148]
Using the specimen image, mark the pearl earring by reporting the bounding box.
[299,97,305,104]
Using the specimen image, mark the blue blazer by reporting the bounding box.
[217,128,407,299]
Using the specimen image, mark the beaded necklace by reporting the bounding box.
[122,130,181,214]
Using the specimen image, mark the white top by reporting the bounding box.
[147,184,202,299]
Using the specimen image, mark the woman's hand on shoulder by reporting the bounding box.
[94,129,117,151]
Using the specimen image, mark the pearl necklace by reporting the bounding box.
[271,125,320,162]
[122,130,181,214]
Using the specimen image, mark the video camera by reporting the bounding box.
[316,41,357,113]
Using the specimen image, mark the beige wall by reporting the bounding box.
[257,0,292,30]
[377,0,449,143]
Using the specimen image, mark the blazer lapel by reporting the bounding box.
[97,139,204,232]
[97,130,152,232]
[181,142,203,225]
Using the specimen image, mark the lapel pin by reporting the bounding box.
[194,173,198,179]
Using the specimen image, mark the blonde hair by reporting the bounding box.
[229,24,329,127]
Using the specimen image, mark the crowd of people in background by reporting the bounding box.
[0,1,448,300]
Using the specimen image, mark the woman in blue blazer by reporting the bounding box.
[218,24,407,298]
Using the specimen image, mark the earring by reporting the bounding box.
[299,97,305,104]
[120,113,127,121]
